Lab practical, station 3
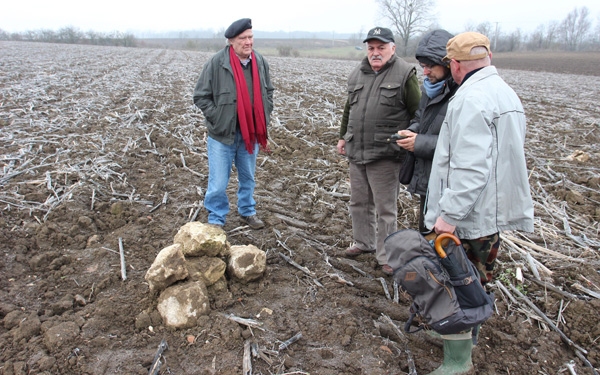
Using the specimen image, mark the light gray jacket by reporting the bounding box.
[424,66,534,239]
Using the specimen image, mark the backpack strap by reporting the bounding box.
[404,303,425,333]
[449,274,477,287]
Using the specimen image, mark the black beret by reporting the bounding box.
[224,18,252,39]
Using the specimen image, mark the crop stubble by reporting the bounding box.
[0,41,599,374]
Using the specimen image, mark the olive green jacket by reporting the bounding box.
[340,54,420,164]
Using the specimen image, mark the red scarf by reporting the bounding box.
[229,47,268,154]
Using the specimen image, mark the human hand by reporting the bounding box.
[336,139,346,155]
[397,130,416,152]
[260,141,272,154]
[433,217,456,235]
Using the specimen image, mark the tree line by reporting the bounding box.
[374,0,599,56]
[0,26,137,47]
[1,3,598,55]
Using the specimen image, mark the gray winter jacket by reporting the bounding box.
[193,46,274,145]
[424,66,534,239]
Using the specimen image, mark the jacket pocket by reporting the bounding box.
[210,90,236,137]
[374,132,395,144]
[348,84,364,106]
[380,82,402,107]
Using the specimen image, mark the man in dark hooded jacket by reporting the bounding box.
[396,29,457,232]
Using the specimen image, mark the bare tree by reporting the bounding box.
[38,29,57,43]
[349,27,366,46]
[594,16,600,50]
[375,0,436,56]
[526,25,545,51]
[86,31,99,45]
[545,21,560,49]
[560,7,592,51]
[57,26,82,44]
[475,22,493,39]
[505,29,522,52]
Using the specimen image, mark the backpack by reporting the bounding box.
[384,229,494,335]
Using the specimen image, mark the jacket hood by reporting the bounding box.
[416,29,454,66]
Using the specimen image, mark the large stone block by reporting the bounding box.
[157,281,210,329]
[145,243,189,293]
[227,245,266,283]
[186,256,227,286]
[174,222,228,257]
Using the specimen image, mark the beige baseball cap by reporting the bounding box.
[443,32,491,62]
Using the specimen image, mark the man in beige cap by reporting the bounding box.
[423,31,534,374]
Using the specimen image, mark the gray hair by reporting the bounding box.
[364,41,396,47]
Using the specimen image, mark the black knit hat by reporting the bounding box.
[224,18,252,39]
[415,29,454,66]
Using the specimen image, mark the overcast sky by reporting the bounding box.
[2,0,599,36]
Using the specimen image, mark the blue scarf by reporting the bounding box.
[423,78,445,98]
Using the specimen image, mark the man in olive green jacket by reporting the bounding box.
[337,26,420,275]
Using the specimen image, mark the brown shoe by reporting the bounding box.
[381,264,394,276]
[344,246,375,257]
[242,215,265,230]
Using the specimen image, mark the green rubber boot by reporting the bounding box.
[427,334,473,375]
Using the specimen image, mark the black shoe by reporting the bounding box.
[242,215,265,229]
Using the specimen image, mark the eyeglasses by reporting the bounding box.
[419,63,435,70]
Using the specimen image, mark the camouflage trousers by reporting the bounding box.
[461,233,500,285]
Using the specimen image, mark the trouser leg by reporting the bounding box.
[366,160,401,265]
[233,132,258,217]
[349,160,401,265]
[205,136,235,225]
[462,233,501,285]
[349,162,376,252]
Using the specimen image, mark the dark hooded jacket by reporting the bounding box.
[415,29,453,66]
[406,29,458,195]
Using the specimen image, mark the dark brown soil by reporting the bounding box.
[0,41,599,375]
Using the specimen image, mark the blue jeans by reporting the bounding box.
[205,131,258,225]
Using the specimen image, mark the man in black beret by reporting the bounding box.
[193,18,274,230]
[224,18,252,39]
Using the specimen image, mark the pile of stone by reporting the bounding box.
[144,222,266,329]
